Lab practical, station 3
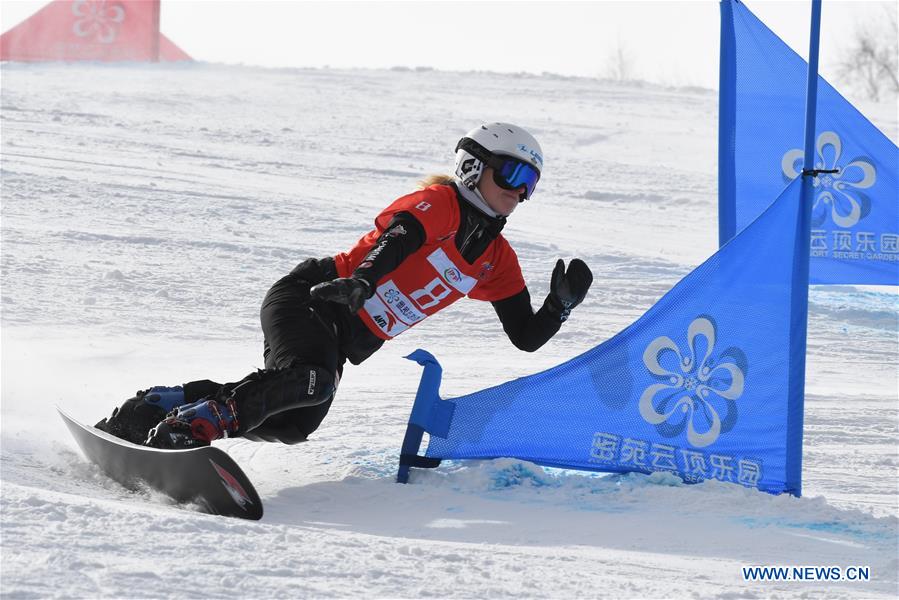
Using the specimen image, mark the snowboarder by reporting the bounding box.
[97,123,594,449]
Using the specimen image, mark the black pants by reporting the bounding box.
[239,259,346,443]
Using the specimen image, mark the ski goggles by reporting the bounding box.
[491,155,540,200]
[456,138,541,200]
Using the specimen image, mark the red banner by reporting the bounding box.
[1,0,190,62]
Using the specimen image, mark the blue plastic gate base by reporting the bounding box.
[396,349,454,484]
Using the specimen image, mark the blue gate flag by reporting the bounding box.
[399,177,809,496]
[719,0,898,285]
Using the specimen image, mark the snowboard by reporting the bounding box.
[58,407,263,520]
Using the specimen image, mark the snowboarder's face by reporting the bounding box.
[479,167,525,217]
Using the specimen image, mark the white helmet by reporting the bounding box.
[454,122,544,203]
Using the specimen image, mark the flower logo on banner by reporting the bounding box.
[639,317,746,448]
[781,131,877,228]
[71,0,126,44]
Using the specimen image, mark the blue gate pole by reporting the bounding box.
[718,0,738,247]
[801,0,823,175]
[787,0,823,497]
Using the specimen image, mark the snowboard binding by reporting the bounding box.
[144,397,239,450]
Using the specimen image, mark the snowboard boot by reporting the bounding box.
[95,386,189,444]
[144,365,334,449]
[144,397,239,449]
[95,380,224,445]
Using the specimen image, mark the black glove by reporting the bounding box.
[544,258,593,322]
[310,277,373,313]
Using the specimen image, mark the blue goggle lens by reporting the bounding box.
[492,157,540,199]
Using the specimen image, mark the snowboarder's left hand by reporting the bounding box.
[545,258,593,322]
[310,277,373,313]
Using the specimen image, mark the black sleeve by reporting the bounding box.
[491,287,563,352]
[350,211,426,289]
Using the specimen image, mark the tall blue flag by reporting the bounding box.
[400,177,809,496]
[719,0,898,285]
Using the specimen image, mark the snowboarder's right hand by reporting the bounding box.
[310,277,373,313]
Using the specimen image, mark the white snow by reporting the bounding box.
[1,62,897,599]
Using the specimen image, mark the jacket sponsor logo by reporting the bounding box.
[361,294,410,338]
[375,280,426,324]
[443,267,463,284]
[386,224,407,237]
[426,248,478,294]
[371,311,398,333]
[477,261,495,280]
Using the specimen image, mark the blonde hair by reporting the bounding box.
[417,174,455,189]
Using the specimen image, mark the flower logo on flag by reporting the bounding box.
[639,317,746,448]
[782,131,876,228]
[71,0,126,44]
